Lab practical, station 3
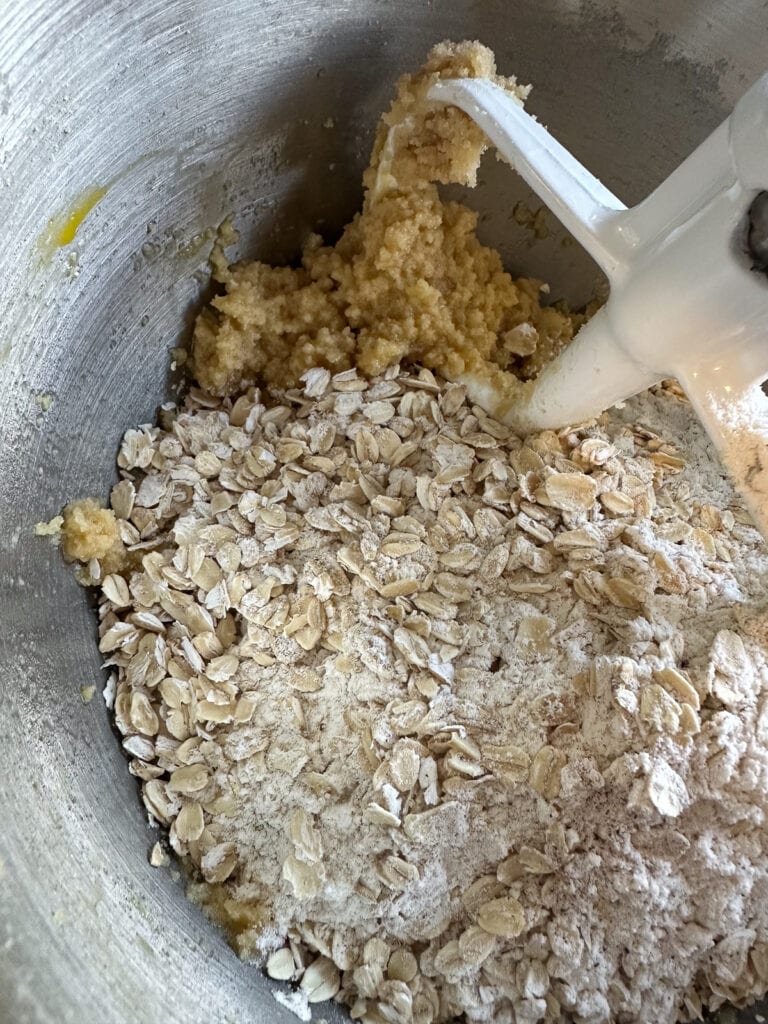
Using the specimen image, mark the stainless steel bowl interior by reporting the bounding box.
[1,2,768,1022]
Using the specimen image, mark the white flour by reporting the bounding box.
[91,367,768,1024]
[705,382,768,539]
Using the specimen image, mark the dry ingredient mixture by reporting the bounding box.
[56,41,768,1024]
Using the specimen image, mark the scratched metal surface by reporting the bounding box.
[1,1,767,1022]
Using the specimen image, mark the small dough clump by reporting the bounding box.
[61,499,125,573]
[192,41,576,396]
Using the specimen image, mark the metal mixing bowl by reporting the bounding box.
[2,2,768,1022]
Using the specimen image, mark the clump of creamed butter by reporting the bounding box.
[192,40,576,398]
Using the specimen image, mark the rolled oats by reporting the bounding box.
[529,745,565,801]
[168,763,210,795]
[175,801,205,842]
[64,290,768,1024]
[266,946,296,981]
[300,956,341,1002]
[477,897,527,938]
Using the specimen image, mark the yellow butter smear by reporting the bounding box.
[40,185,108,253]
[192,41,579,402]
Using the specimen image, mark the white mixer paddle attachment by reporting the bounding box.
[427,74,768,538]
